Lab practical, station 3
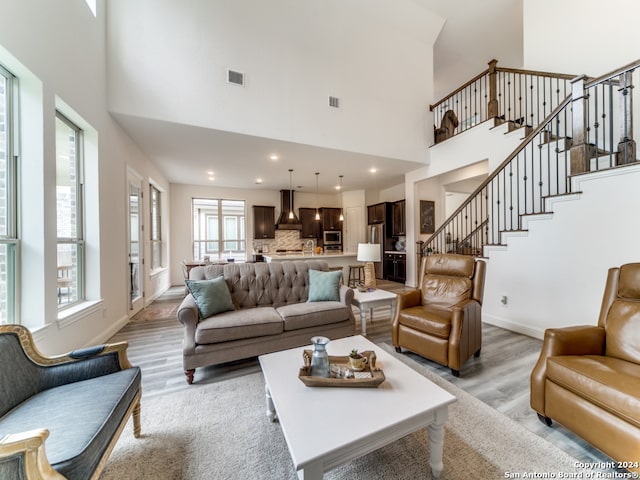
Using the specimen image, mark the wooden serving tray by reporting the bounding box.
[298,350,386,387]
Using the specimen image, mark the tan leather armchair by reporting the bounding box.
[392,253,486,376]
[531,263,640,474]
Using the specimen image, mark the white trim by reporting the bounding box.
[482,315,544,340]
[83,314,130,349]
[56,299,104,329]
[149,266,167,278]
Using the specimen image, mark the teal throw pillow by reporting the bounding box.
[186,276,235,318]
[308,269,342,302]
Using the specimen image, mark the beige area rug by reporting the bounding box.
[102,346,594,480]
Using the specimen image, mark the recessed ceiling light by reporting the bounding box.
[208,176,215,181]
[255,178,263,184]
[206,170,214,175]
[269,154,279,161]
[369,168,377,173]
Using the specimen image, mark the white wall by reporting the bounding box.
[106,0,444,163]
[0,0,170,354]
[484,163,640,338]
[523,0,640,76]
[379,184,405,203]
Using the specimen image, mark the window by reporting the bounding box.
[56,112,84,307]
[192,198,246,262]
[149,184,162,269]
[0,65,17,324]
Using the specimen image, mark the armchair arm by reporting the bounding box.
[391,289,421,344]
[1,325,134,389]
[177,294,199,354]
[0,429,65,480]
[448,299,482,372]
[530,325,605,415]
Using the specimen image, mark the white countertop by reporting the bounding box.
[384,250,406,254]
[263,252,356,261]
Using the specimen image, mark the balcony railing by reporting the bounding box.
[430,60,576,144]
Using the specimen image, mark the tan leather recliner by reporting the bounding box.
[392,253,486,377]
[531,263,640,474]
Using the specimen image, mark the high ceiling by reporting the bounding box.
[114,1,522,194]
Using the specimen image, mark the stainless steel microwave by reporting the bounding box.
[323,230,341,245]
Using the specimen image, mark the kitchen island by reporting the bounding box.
[262,252,358,285]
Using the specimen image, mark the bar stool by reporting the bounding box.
[348,265,365,287]
[328,266,344,285]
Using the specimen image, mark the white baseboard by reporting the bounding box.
[483,314,545,340]
[84,313,130,348]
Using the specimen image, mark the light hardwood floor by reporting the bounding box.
[110,280,611,467]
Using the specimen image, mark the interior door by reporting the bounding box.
[344,206,364,254]
[127,170,144,316]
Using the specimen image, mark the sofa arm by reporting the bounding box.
[530,325,605,415]
[339,285,356,324]
[177,294,199,354]
[0,428,65,480]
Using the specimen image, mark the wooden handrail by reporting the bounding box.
[430,59,578,112]
[430,68,490,111]
[496,66,576,81]
[584,58,640,88]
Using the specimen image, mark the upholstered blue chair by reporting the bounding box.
[0,325,141,480]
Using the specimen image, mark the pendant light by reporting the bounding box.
[339,175,344,222]
[314,172,320,221]
[288,169,294,219]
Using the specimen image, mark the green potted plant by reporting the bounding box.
[348,349,368,371]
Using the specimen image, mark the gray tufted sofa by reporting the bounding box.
[0,325,141,480]
[178,260,356,383]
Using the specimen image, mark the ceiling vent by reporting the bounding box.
[227,69,245,86]
[329,96,340,108]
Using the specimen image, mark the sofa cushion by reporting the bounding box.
[307,269,341,302]
[0,367,141,480]
[186,276,235,318]
[398,305,452,339]
[547,355,640,429]
[195,307,283,344]
[277,301,350,331]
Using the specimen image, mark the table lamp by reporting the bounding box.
[357,243,381,289]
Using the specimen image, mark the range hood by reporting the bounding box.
[276,189,302,230]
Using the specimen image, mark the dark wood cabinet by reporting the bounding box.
[384,252,406,283]
[299,208,320,239]
[320,208,342,231]
[367,202,389,225]
[392,200,406,236]
[252,205,275,239]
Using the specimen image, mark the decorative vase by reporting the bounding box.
[310,336,330,377]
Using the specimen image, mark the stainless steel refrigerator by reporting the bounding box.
[368,223,385,279]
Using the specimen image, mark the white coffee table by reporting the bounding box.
[258,335,456,479]
[351,288,397,336]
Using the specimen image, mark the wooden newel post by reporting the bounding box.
[569,75,594,174]
[617,71,636,165]
[487,59,499,119]
[416,240,424,287]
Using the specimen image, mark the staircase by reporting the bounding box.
[422,59,640,337]
[423,59,640,259]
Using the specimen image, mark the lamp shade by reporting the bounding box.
[357,243,381,262]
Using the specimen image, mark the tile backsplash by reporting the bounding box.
[253,230,312,253]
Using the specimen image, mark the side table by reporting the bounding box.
[351,288,397,336]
